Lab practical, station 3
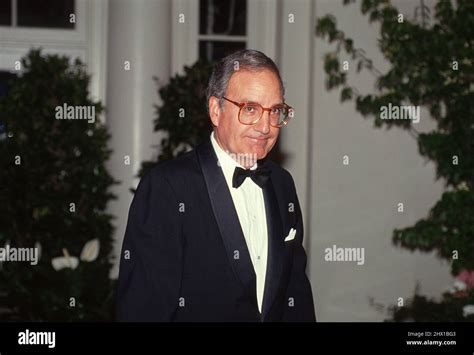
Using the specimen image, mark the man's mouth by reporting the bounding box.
[247,136,268,142]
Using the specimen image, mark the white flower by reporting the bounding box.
[51,248,79,271]
[51,256,79,271]
[454,280,467,291]
[80,238,100,262]
[51,239,100,271]
[447,280,467,294]
[462,305,474,317]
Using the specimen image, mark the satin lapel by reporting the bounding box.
[261,175,285,319]
[196,140,257,303]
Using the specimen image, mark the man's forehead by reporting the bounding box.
[227,70,283,102]
[229,68,279,81]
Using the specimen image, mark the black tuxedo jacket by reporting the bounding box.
[117,138,316,322]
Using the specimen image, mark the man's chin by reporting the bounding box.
[253,148,268,161]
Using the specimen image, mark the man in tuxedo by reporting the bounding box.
[117,49,315,322]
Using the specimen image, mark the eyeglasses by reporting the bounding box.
[222,97,293,128]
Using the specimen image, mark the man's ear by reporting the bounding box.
[209,96,222,127]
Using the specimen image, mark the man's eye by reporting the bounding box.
[271,107,281,114]
[244,105,257,113]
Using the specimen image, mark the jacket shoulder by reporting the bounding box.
[266,159,295,186]
[139,148,202,196]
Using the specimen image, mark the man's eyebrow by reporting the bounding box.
[239,98,284,106]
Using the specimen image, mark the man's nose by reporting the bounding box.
[254,110,271,134]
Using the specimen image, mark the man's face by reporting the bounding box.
[209,69,283,167]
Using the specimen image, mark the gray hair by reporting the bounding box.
[206,49,285,110]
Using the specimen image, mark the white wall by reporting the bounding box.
[106,0,171,278]
[309,0,452,321]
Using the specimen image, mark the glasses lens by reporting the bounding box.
[238,102,292,127]
[271,106,289,127]
[239,103,263,124]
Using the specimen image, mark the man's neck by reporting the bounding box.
[212,132,254,169]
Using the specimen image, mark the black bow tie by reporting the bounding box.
[232,162,271,189]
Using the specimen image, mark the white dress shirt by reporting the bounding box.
[210,132,268,313]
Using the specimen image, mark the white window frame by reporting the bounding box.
[0,0,108,108]
[0,0,86,44]
[170,0,278,75]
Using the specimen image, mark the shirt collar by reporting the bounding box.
[210,132,258,188]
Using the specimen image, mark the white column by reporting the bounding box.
[278,0,315,257]
[86,0,109,106]
[106,0,171,278]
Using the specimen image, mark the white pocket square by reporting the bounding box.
[284,228,296,242]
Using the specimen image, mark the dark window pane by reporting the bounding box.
[199,41,246,62]
[0,0,12,25]
[0,71,18,141]
[0,71,17,98]
[17,0,75,28]
[200,0,246,36]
